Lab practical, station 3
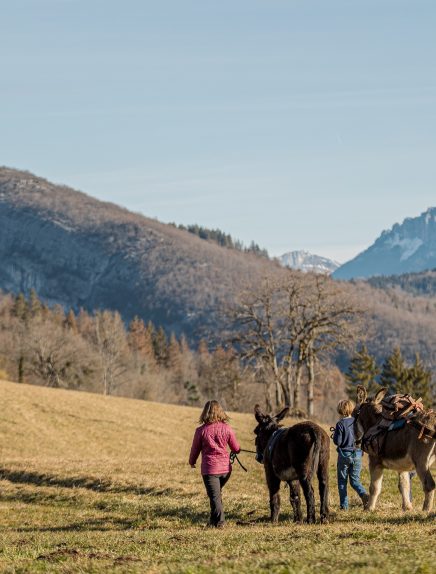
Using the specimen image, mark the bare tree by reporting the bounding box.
[231,275,306,408]
[93,310,130,395]
[231,272,362,414]
[25,316,93,388]
[298,275,363,415]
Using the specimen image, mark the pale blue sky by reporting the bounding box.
[1,0,435,262]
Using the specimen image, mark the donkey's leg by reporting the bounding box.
[367,460,384,511]
[266,472,281,523]
[398,472,413,511]
[288,480,302,523]
[317,461,329,523]
[415,465,435,512]
[300,476,316,524]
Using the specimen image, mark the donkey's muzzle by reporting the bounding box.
[255,452,264,464]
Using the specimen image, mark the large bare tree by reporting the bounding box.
[231,272,362,414]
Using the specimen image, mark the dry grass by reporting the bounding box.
[0,380,434,573]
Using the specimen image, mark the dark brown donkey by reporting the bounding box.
[254,405,330,524]
[354,386,435,512]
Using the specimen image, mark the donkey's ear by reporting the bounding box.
[356,385,367,405]
[373,387,388,404]
[274,406,290,422]
[254,404,265,423]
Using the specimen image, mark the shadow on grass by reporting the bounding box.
[16,516,137,533]
[0,489,81,506]
[0,467,170,496]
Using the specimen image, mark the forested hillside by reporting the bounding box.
[0,167,281,340]
[0,168,435,411]
[366,269,436,297]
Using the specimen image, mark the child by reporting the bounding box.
[333,399,369,510]
[189,400,241,528]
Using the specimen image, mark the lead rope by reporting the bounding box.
[230,448,257,472]
[230,452,248,472]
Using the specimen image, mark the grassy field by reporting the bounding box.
[0,380,434,573]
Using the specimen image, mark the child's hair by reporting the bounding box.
[337,399,355,417]
[199,400,229,424]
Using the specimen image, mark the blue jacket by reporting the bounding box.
[333,417,358,452]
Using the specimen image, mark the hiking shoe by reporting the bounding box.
[216,522,225,529]
[361,493,370,510]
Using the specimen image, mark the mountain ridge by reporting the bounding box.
[333,207,436,280]
[0,167,283,339]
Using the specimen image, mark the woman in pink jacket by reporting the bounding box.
[189,400,241,528]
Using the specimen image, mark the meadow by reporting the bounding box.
[0,380,434,573]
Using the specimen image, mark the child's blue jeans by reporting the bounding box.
[337,448,367,509]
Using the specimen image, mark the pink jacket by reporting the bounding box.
[189,422,241,475]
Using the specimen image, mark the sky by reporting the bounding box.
[1,0,435,263]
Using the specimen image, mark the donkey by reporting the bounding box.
[254,404,330,524]
[354,386,435,512]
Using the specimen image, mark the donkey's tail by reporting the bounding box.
[307,426,321,481]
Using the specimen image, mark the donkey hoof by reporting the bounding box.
[306,517,316,525]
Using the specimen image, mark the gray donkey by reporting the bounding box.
[353,386,435,512]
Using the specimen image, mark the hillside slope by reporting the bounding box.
[0,378,254,461]
[0,168,281,339]
[0,380,434,573]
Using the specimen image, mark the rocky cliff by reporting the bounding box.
[333,208,436,280]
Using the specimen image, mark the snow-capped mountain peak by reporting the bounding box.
[279,250,340,274]
[333,207,436,280]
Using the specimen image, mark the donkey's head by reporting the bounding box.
[353,386,388,447]
[253,404,289,464]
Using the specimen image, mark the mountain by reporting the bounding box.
[278,250,340,274]
[1,168,436,379]
[0,167,282,340]
[333,208,436,280]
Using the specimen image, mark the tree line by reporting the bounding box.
[0,276,433,420]
[0,290,259,410]
[171,223,270,258]
[0,283,348,419]
[345,344,434,406]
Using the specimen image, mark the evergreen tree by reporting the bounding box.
[28,289,43,317]
[153,326,168,367]
[402,353,433,406]
[12,293,28,321]
[184,380,200,405]
[380,347,407,393]
[346,344,380,397]
[167,334,182,372]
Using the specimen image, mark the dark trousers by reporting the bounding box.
[202,473,231,526]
